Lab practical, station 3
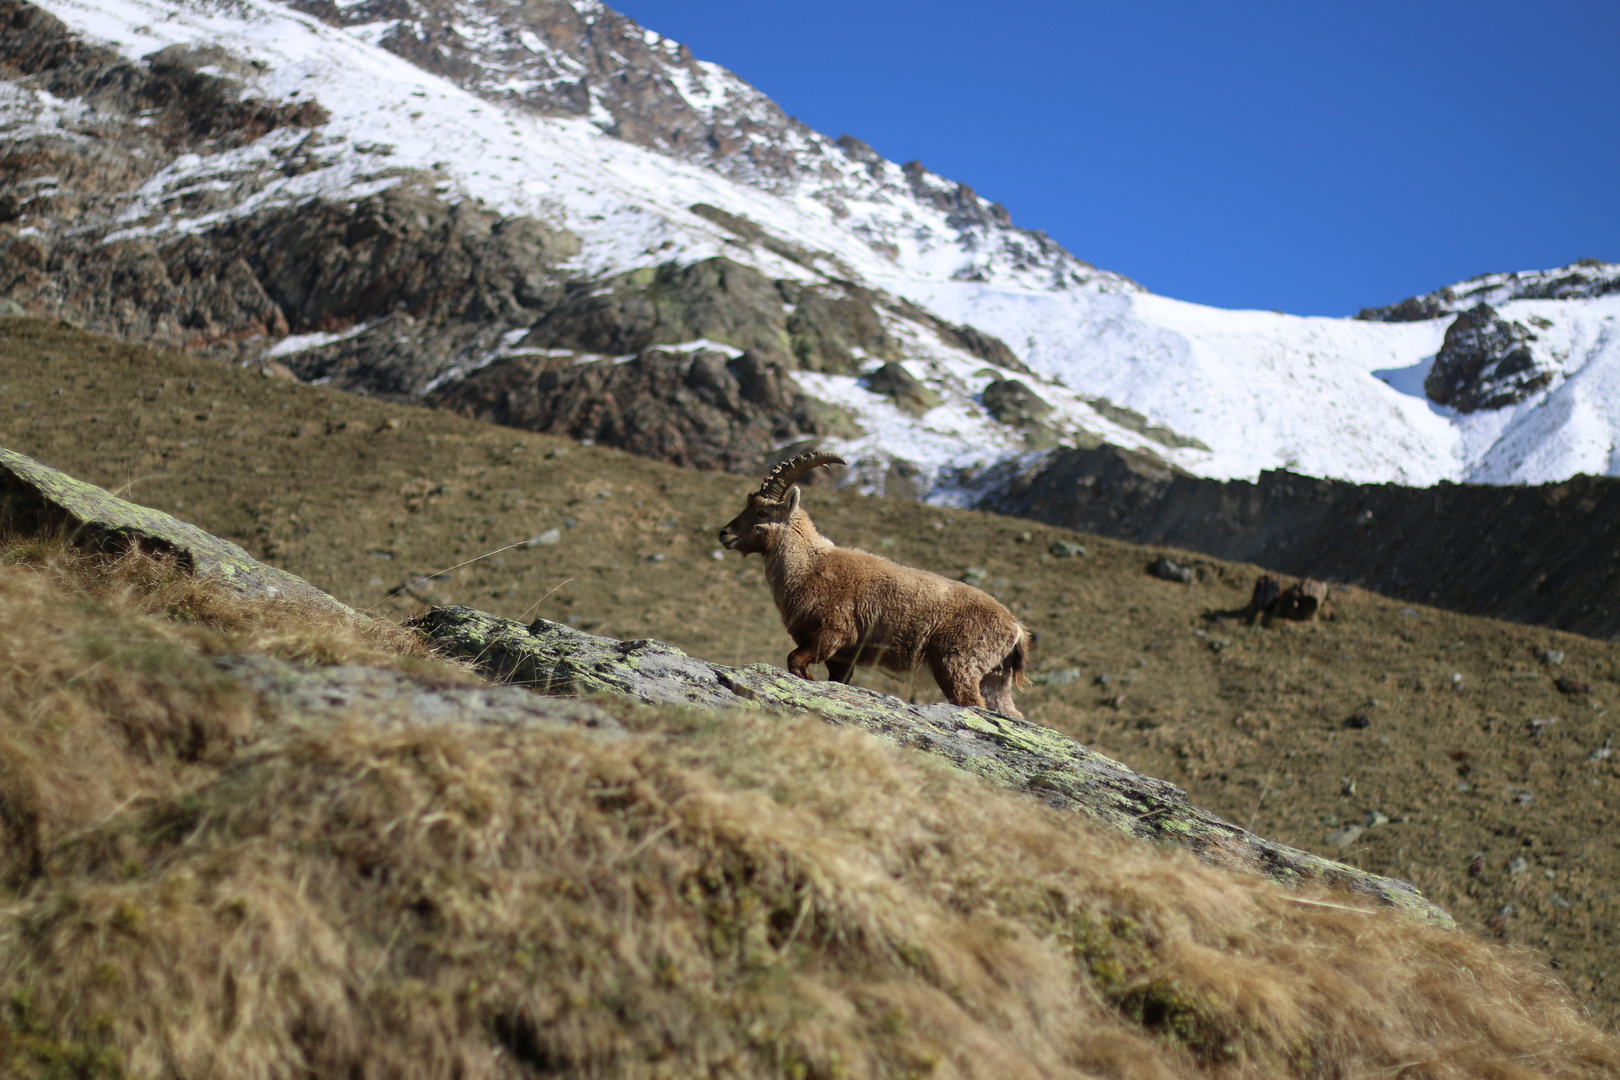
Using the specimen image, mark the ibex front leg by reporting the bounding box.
[787,627,852,681]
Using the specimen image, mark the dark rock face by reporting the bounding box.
[1425,304,1552,412]
[230,180,578,337]
[978,444,1620,640]
[427,346,836,472]
[7,173,578,384]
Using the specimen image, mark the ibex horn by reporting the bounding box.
[758,451,847,500]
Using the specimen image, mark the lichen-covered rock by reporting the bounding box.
[0,446,351,613]
[412,604,1451,925]
[218,653,621,734]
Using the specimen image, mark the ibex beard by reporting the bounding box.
[719,452,1031,718]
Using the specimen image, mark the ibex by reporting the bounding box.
[718,452,1030,717]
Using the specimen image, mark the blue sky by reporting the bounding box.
[610,1,1619,316]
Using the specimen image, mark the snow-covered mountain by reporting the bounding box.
[3,0,1616,494]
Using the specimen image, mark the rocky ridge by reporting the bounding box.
[1357,259,1620,323]
[280,0,1115,292]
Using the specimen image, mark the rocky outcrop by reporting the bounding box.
[518,258,791,362]
[0,1,579,380]
[862,362,941,415]
[426,345,847,472]
[977,443,1620,639]
[512,257,905,376]
[0,446,351,613]
[1424,303,1553,412]
[411,604,1449,925]
[1357,258,1620,322]
[982,378,1059,448]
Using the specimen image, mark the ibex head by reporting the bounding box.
[718,451,846,556]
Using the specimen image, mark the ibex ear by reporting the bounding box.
[784,485,802,515]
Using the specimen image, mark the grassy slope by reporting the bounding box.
[2,316,1618,1022]
[0,547,1615,1079]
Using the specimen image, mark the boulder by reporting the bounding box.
[0,446,351,613]
[863,361,941,415]
[1424,303,1553,412]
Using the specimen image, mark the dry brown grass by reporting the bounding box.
[0,548,1616,1079]
[0,540,474,884]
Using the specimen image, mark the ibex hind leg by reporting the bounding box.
[929,657,987,711]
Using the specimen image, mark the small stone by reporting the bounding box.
[1324,825,1364,848]
[1467,852,1485,877]
[1342,778,1357,796]
[1455,781,1471,792]
[1048,540,1086,558]
[1494,903,1515,920]
[1556,676,1592,695]
[1399,607,1420,618]
[1506,855,1531,874]
[1094,673,1112,686]
[1030,667,1081,687]
[527,528,561,547]
[1319,814,1340,826]
[1149,556,1195,583]
[960,566,988,584]
[1552,893,1574,909]
[1589,740,1613,761]
[1545,869,1558,880]
[1208,638,1230,652]
[646,553,665,563]
[710,549,726,561]
[1364,810,1389,827]
[1015,531,1032,544]
[563,518,577,530]
[1514,791,1535,805]
[1542,648,1566,665]
[1344,714,1371,730]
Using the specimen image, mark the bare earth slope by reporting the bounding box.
[5,314,1620,1025]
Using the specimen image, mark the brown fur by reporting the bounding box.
[720,457,1030,717]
